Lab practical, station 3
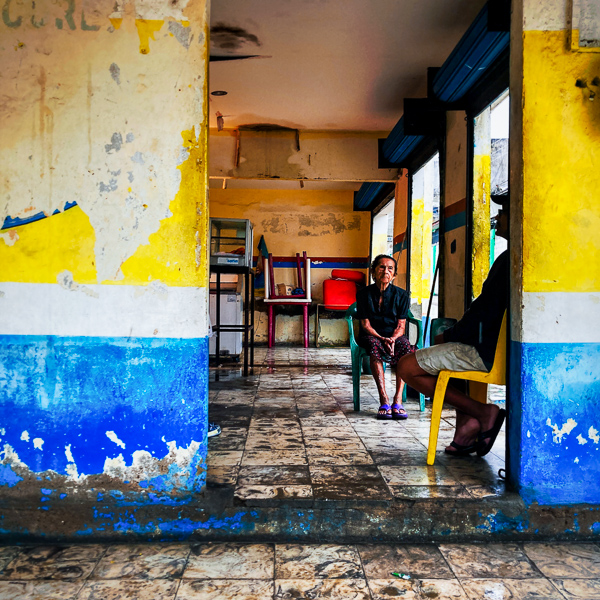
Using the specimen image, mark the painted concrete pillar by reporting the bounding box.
[472,107,492,299]
[0,0,210,508]
[393,175,409,291]
[509,0,600,505]
[409,163,433,316]
[442,111,468,319]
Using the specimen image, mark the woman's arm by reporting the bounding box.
[388,318,406,342]
[359,318,385,340]
[361,318,406,353]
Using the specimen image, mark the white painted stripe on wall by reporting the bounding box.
[0,282,208,339]
[521,292,600,344]
[524,0,569,31]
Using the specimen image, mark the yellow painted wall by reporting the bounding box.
[0,0,209,289]
[393,175,408,290]
[410,171,432,308]
[371,233,389,258]
[472,108,492,298]
[521,30,600,293]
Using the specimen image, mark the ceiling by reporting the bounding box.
[208,0,488,133]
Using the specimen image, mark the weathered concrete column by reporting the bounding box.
[442,111,468,319]
[0,0,210,519]
[509,0,600,505]
[393,175,409,291]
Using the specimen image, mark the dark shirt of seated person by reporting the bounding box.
[397,193,510,457]
[356,254,416,420]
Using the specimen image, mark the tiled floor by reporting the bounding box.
[208,348,508,505]
[1,541,600,598]
[0,348,596,598]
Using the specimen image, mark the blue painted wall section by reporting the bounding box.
[509,341,600,506]
[0,335,208,498]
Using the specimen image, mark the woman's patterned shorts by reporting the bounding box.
[358,334,416,367]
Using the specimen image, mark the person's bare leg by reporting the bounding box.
[370,357,390,416]
[448,410,480,450]
[393,365,405,403]
[391,361,407,417]
[397,354,499,442]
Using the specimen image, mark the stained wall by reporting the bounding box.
[0,0,210,508]
[392,175,409,291]
[442,111,468,319]
[209,188,370,345]
[508,0,600,505]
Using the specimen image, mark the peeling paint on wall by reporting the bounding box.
[0,0,211,512]
[1,1,207,284]
[546,417,578,443]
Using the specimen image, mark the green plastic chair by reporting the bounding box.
[345,302,425,412]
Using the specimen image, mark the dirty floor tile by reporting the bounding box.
[0,580,84,599]
[368,578,469,599]
[177,579,274,600]
[310,465,391,500]
[0,545,105,581]
[275,544,363,579]
[460,578,566,599]
[358,544,454,579]
[207,465,239,485]
[91,544,189,580]
[378,465,458,487]
[274,578,370,599]
[0,549,23,574]
[77,579,179,599]
[241,450,308,466]
[185,543,274,580]
[523,543,600,578]
[550,578,600,599]
[305,449,374,466]
[234,484,313,500]
[439,544,539,579]
[388,485,472,499]
[245,432,305,451]
[207,451,244,467]
[237,465,310,486]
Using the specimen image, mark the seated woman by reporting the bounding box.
[356,254,416,420]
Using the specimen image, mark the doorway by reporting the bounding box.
[371,198,395,261]
[471,91,509,300]
[409,152,440,334]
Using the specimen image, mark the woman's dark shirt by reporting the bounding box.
[356,283,410,337]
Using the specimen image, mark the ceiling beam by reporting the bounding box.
[209,130,399,182]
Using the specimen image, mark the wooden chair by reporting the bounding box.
[345,302,425,412]
[426,311,507,465]
[263,253,312,348]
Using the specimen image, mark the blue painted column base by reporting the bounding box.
[0,335,209,499]
[509,341,600,505]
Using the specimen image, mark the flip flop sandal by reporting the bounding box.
[377,404,392,420]
[477,408,506,457]
[391,402,408,420]
[444,440,479,456]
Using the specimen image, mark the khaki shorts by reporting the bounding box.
[415,342,488,376]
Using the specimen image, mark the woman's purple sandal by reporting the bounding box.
[391,402,408,420]
[377,404,392,420]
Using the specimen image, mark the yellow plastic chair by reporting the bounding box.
[427,311,507,465]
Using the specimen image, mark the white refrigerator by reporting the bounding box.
[209,292,243,356]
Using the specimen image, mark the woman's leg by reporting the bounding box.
[370,356,389,405]
[391,335,416,415]
[359,335,390,416]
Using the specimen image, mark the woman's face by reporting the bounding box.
[373,258,396,286]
